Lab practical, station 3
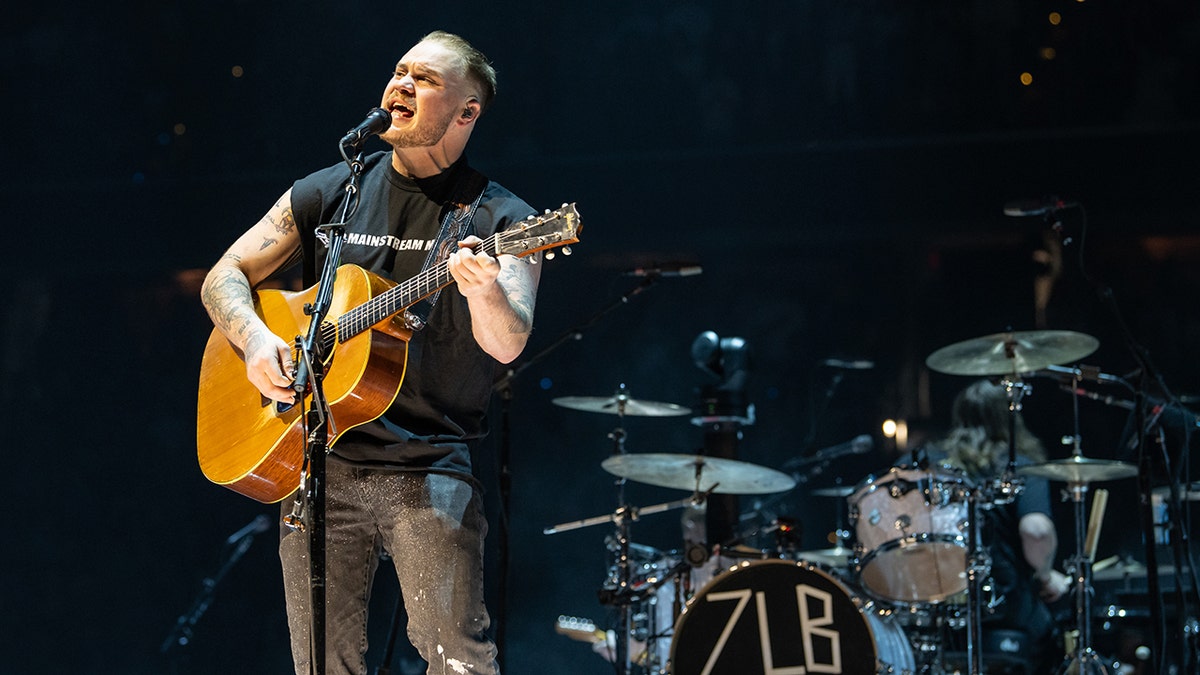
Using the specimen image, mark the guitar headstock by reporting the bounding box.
[497,203,582,259]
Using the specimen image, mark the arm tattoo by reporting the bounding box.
[499,263,536,333]
[201,266,257,338]
[266,201,296,236]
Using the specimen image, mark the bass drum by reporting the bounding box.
[669,559,914,675]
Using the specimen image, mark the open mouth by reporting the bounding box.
[390,101,414,119]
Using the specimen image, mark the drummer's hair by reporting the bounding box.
[940,379,1046,476]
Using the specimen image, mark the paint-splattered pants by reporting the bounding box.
[280,462,499,675]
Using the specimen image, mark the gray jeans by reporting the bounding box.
[279,461,498,675]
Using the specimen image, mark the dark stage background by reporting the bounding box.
[3,1,1199,673]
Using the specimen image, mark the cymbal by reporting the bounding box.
[552,394,690,417]
[925,330,1099,376]
[810,485,855,498]
[1017,455,1137,483]
[601,453,796,495]
[797,546,855,567]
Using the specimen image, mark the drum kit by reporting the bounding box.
[546,331,1144,675]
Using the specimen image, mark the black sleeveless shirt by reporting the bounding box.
[290,151,535,478]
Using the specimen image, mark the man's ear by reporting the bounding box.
[460,99,481,122]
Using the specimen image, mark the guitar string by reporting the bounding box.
[334,230,504,342]
[331,208,572,342]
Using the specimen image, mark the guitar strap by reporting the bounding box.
[402,170,488,331]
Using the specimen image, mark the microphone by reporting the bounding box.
[1003,196,1078,217]
[1034,363,1127,386]
[224,514,273,545]
[812,434,874,461]
[340,108,392,147]
[623,263,703,278]
[783,434,874,469]
[821,358,875,370]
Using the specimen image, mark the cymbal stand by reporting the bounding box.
[1057,374,1108,674]
[1058,479,1109,674]
[962,375,1028,674]
[607,403,634,675]
[963,484,993,675]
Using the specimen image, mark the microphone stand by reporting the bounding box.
[285,140,368,675]
[489,274,663,668]
[160,519,271,659]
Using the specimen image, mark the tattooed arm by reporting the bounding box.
[448,235,541,364]
[200,188,302,403]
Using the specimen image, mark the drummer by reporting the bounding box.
[923,379,1072,671]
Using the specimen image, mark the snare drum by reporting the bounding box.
[848,465,972,603]
[669,559,914,674]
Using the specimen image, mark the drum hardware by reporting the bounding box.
[1016,462,1132,674]
[796,483,857,568]
[927,329,1103,674]
[545,384,698,674]
[1016,362,1139,674]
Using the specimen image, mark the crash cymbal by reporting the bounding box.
[601,453,796,495]
[810,485,856,498]
[925,330,1099,376]
[796,546,855,567]
[552,394,690,417]
[1017,455,1137,483]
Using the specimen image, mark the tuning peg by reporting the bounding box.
[562,246,572,256]
[545,251,556,260]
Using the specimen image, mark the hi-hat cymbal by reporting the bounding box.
[1017,455,1137,483]
[552,395,690,417]
[601,453,796,495]
[925,330,1099,376]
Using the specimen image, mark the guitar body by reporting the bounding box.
[197,265,412,503]
[196,202,582,503]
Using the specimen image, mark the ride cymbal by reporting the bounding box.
[601,453,796,495]
[925,330,1099,376]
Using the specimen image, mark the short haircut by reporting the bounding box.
[420,30,498,111]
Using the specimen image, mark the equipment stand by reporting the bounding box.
[1058,481,1109,674]
[284,141,369,675]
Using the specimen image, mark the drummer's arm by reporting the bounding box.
[1021,512,1069,601]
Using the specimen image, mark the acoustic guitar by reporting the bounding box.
[197,203,581,503]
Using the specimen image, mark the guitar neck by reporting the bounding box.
[336,232,502,341]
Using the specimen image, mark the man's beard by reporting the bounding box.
[388,107,457,148]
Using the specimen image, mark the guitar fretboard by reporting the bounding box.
[334,232,504,341]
